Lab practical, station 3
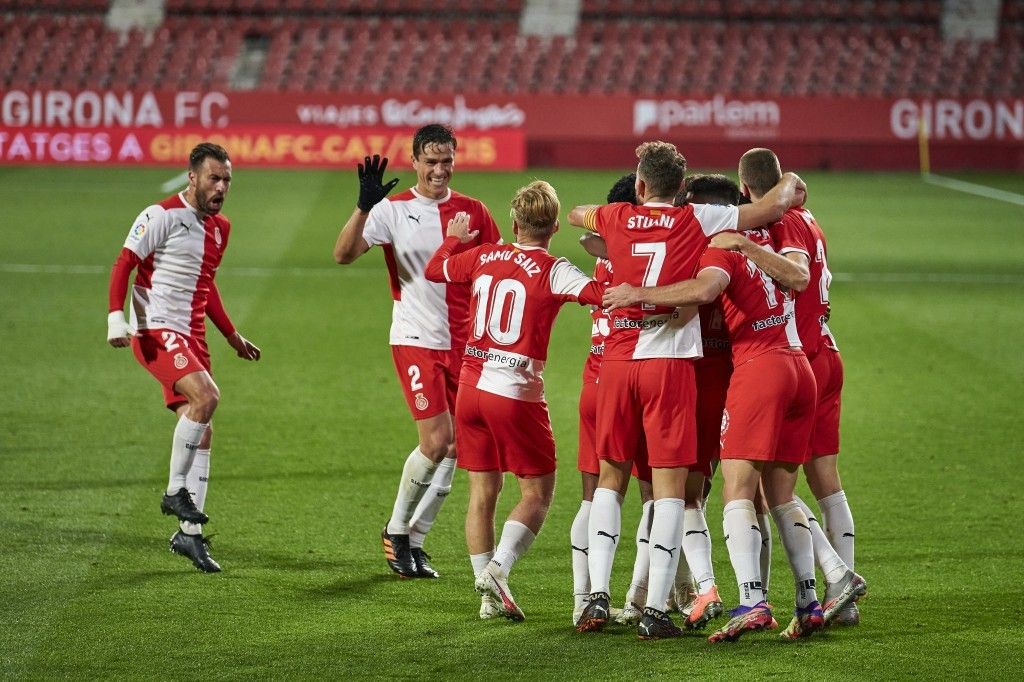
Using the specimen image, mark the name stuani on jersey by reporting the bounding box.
[627,213,677,230]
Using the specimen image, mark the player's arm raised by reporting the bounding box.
[334,154,399,264]
[736,172,806,230]
[603,268,729,311]
[710,232,809,291]
[425,211,478,283]
[568,204,601,232]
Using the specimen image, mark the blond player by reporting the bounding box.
[425,181,603,620]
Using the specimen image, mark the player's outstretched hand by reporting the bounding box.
[107,311,134,347]
[227,331,261,361]
[709,231,749,251]
[447,211,479,243]
[603,283,641,311]
[356,154,400,213]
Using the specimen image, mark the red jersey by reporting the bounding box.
[425,237,603,402]
[697,302,730,360]
[698,247,801,366]
[769,207,837,358]
[584,201,738,360]
[582,258,613,384]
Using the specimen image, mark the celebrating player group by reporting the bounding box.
[107,124,864,644]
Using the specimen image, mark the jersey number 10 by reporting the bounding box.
[471,274,527,345]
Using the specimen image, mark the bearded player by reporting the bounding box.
[107,142,261,573]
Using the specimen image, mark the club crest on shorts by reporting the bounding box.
[720,409,730,435]
[173,353,189,370]
[414,392,429,411]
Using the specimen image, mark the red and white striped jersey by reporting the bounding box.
[584,201,738,360]
[698,247,801,366]
[769,207,837,359]
[582,258,613,384]
[426,239,603,402]
[122,192,229,337]
[363,187,501,350]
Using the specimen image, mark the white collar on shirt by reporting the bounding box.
[411,187,452,204]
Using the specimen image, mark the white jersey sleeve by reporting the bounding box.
[549,258,592,298]
[692,203,739,236]
[362,199,394,246]
[123,204,170,259]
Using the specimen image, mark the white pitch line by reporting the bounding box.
[159,171,189,193]
[3,263,1023,284]
[923,173,1024,207]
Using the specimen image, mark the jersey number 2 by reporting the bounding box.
[407,365,423,391]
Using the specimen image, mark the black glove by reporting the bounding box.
[357,154,400,213]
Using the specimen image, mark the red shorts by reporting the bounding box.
[578,380,600,475]
[809,347,844,458]
[720,349,816,464]
[131,329,211,409]
[595,358,697,471]
[694,353,732,477]
[391,345,461,420]
[580,380,652,481]
[455,384,556,477]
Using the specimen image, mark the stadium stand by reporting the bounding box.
[0,0,1020,97]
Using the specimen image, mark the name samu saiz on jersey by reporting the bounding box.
[478,249,542,277]
[627,214,677,230]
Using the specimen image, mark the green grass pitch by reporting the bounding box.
[1,164,1022,678]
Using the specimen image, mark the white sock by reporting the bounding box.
[409,457,455,548]
[674,550,693,597]
[646,498,684,612]
[819,489,855,571]
[180,448,210,535]
[387,448,437,535]
[624,500,653,607]
[571,501,592,609]
[587,487,623,595]
[794,496,849,585]
[723,499,765,608]
[682,505,716,594]
[757,513,773,595]
[167,415,207,494]
[470,550,494,577]
[771,500,819,609]
[491,520,536,578]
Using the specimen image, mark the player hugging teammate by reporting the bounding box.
[329,126,866,641]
